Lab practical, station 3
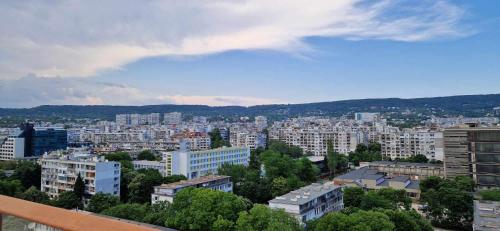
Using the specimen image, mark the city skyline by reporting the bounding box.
[1,0,500,108]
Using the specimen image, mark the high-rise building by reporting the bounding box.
[255,116,268,131]
[164,112,182,125]
[0,123,67,160]
[355,112,380,123]
[164,146,250,179]
[41,153,121,199]
[443,126,500,188]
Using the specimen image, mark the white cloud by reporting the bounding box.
[0,76,281,107]
[0,0,468,79]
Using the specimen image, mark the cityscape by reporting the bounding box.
[1,1,500,231]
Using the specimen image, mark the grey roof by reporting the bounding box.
[334,167,384,181]
[391,176,410,182]
[474,200,500,231]
[406,180,420,190]
[269,183,340,206]
[369,161,443,168]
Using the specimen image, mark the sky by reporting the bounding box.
[0,0,499,108]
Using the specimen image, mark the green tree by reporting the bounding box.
[19,186,50,204]
[343,187,365,208]
[120,167,137,202]
[420,176,474,230]
[101,203,149,222]
[378,209,432,231]
[261,150,296,179]
[105,152,132,162]
[296,158,319,183]
[479,189,500,201]
[271,177,290,198]
[73,173,85,199]
[326,140,347,177]
[143,201,172,226]
[163,174,187,184]
[212,215,235,231]
[11,161,41,189]
[52,191,83,209]
[209,128,226,148]
[137,150,157,161]
[236,204,301,231]
[360,191,395,210]
[128,169,164,204]
[314,210,395,231]
[0,179,24,196]
[268,140,303,158]
[87,192,121,213]
[166,188,251,231]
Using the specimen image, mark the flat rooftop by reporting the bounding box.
[369,161,443,168]
[155,175,230,190]
[474,200,500,231]
[269,183,340,206]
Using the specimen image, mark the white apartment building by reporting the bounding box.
[151,175,232,204]
[133,160,166,176]
[269,183,344,224]
[40,154,121,199]
[0,132,25,160]
[230,129,266,150]
[255,116,268,131]
[355,112,380,123]
[115,113,160,126]
[164,146,250,179]
[379,129,443,161]
[164,112,182,125]
[171,131,211,151]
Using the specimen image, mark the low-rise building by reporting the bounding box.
[333,167,421,199]
[368,161,444,180]
[151,175,232,204]
[164,146,250,179]
[133,160,166,176]
[473,200,500,231]
[268,183,343,224]
[40,153,120,200]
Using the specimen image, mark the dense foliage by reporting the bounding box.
[479,189,500,201]
[420,176,474,230]
[209,128,230,148]
[348,143,382,166]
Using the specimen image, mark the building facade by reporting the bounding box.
[164,146,250,179]
[268,183,344,224]
[444,127,500,188]
[133,160,166,176]
[40,154,121,199]
[151,175,232,204]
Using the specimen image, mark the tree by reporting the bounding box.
[87,192,121,213]
[479,189,500,201]
[105,152,132,162]
[120,167,137,202]
[101,203,149,222]
[314,210,394,231]
[52,191,83,209]
[343,187,365,208]
[166,188,251,231]
[163,174,187,184]
[261,150,296,179]
[74,173,85,199]
[11,161,41,189]
[19,186,50,204]
[209,128,226,149]
[420,176,474,230]
[268,140,303,158]
[236,204,301,231]
[143,201,172,226]
[0,179,24,196]
[128,169,164,204]
[137,150,157,161]
[271,177,290,198]
[379,209,433,231]
[212,216,235,231]
[295,158,319,183]
[360,191,394,210]
[325,140,347,177]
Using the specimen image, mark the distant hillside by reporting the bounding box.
[1,94,499,121]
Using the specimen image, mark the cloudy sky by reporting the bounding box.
[0,0,499,108]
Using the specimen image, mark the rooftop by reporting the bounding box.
[155,175,230,190]
[369,161,443,168]
[474,200,500,231]
[334,167,384,181]
[269,183,340,206]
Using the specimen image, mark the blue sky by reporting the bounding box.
[0,0,499,107]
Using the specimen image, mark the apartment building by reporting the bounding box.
[268,183,344,224]
[40,154,121,199]
[255,116,268,131]
[133,160,166,176]
[0,131,25,160]
[164,112,182,125]
[444,126,500,188]
[116,113,161,126]
[164,146,250,179]
[229,129,266,150]
[378,129,443,161]
[355,112,380,123]
[151,175,232,204]
[171,131,211,151]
